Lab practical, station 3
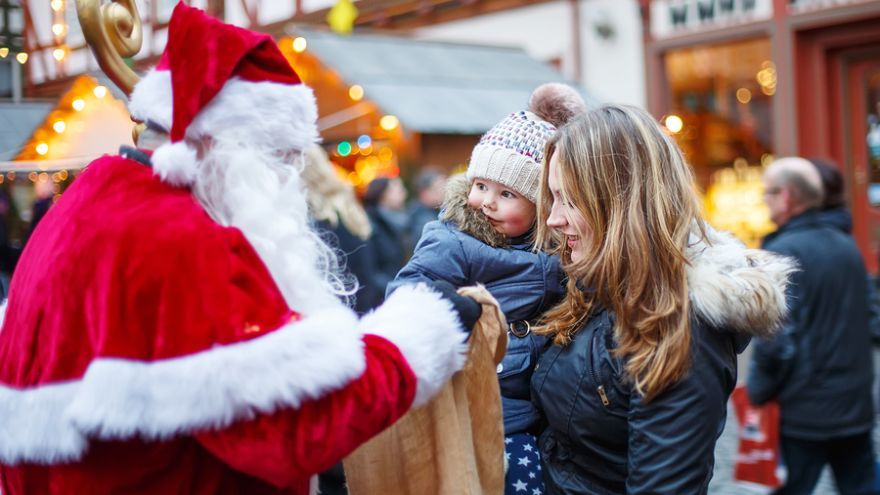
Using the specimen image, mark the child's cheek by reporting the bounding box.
[504,215,530,237]
[466,193,482,210]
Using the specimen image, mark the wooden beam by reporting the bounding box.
[289,0,556,32]
[20,1,49,95]
[207,0,226,20]
[570,0,582,83]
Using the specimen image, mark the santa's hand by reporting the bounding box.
[427,280,482,333]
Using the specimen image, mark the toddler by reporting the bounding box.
[387,83,585,495]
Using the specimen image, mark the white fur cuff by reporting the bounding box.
[359,285,468,407]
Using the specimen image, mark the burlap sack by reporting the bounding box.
[343,286,508,495]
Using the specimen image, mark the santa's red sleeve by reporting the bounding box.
[195,330,431,487]
[187,265,470,487]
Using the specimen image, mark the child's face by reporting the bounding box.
[467,179,536,238]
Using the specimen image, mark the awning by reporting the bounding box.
[290,26,597,135]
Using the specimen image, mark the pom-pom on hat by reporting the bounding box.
[467,83,586,203]
[128,2,318,186]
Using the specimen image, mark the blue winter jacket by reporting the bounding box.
[387,175,565,435]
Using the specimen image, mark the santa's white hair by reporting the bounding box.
[192,138,352,315]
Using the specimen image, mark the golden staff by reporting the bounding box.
[75,0,145,141]
[75,0,142,95]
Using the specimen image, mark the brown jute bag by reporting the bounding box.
[343,286,508,495]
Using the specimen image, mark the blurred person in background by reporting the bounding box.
[302,147,382,313]
[809,158,880,343]
[748,157,876,495]
[25,177,55,243]
[406,168,447,246]
[0,188,13,297]
[810,158,849,231]
[302,145,376,495]
[363,176,410,302]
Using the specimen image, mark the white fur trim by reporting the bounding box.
[190,79,318,153]
[129,69,173,130]
[687,226,797,336]
[0,382,85,464]
[359,285,468,407]
[0,307,366,464]
[128,69,318,155]
[151,141,199,187]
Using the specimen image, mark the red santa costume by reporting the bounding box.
[0,4,468,494]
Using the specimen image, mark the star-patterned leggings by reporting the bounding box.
[504,432,544,495]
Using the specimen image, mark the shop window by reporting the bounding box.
[663,38,776,245]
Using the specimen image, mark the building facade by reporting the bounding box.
[642,0,880,268]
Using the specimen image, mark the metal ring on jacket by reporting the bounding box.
[508,320,531,338]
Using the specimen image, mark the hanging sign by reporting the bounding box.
[650,0,773,39]
[327,0,359,35]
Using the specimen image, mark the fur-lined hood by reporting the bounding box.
[440,174,513,248]
[686,227,796,337]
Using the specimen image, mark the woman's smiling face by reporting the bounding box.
[545,151,589,263]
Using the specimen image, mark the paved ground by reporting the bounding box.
[709,402,841,494]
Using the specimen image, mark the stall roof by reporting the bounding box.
[0,101,54,161]
[0,72,124,164]
[291,27,596,135]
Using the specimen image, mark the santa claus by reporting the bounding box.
[0,3,480,494]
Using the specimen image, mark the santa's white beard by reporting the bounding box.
[191,141,349,315]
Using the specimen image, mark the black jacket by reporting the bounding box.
[747,209,875,440]
[532,228,794,494]
[814,207,880,345]
[363,206,409,303]
[313,219,383,314]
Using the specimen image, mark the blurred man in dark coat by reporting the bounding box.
[748,157,876,495]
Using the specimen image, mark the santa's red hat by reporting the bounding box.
[129,2,318,186]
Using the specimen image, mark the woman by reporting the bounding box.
[531,104,796,493]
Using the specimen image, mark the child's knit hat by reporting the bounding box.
[467,83,587,203]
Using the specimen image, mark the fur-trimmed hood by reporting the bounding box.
[440,174,512,247]
[686,227,796,337]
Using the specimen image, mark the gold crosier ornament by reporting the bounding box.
[75,0,145,142]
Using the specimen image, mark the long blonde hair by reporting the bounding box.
[302,146,371,240]
[535,104,708,402]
